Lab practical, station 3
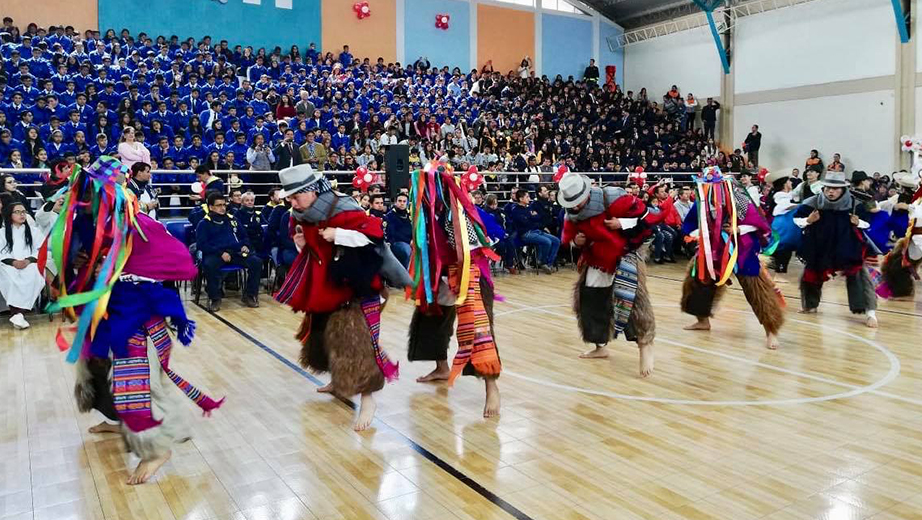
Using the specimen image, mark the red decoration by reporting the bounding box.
[435,13,450,30]
[629,166,647,187]
[757,167,769,184]
[461,166,484,191]
[353,1,371,19]
[352,166,379,192]
[553,164,570,183]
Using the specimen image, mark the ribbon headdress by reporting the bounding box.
[693,165,740,286]
[39,156,147,363]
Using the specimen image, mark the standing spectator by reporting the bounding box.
[273,128,301,169]
[246,134,275,170]
[743,124,761,168]
[583,59,599,84]
[683,93,698,131]
[805,149,823,172]
[518,56,532,79]
[384,193,412,268]
[700,98,720,140]
[116,126,150,169]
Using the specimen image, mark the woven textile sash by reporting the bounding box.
[448,265,501,385]
[113,318,224,433]
[612,254,639,338]
[359,297,399,383]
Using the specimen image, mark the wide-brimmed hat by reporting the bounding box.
[820,170,849,188]
[850,170,870,185]
[894,171,921,190]
[556,173,591,209]
[277,164,328,198]
[764,167,794,186]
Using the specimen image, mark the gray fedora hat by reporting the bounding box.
[277,164,324,198]
[820,170,849,188]
[556,173,591,209]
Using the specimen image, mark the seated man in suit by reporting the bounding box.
[195,191,261,311]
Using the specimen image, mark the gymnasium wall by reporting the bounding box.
[476,3,535,75]
[404,0,471,70]
[730,0,898,172]
[322,0,397,63]
[6,0,98,32]
[622,27,721,101]
[541,13,593,80]
[97,0,321,51]
[598,20,624,89]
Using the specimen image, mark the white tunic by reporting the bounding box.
[0,223,45,309]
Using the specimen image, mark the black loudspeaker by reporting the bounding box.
[385,144,410,200]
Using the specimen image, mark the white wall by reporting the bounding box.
[734,0,896,94]
[734,90,895,173]
[623,28,721,100]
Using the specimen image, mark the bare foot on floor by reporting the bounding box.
[766,333,780,350]
[639,343,654,378]
[317,383,334,393]
[354,393,377,431]
[88,421,120,434]
[579,345,610,359]
[866,315,878,329]
[798,308,817,314]
[683,318,711,331]
[483,378,501,418]
[127,450,171,485]
[416,367,450,383]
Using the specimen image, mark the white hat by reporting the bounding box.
[820,170,849,188]
[765,167,794,186]
[894,171,921,190]
[277,164,327,198]
[556,173,591,209]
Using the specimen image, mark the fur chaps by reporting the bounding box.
[298,301,385,396]
[736,268,785,335]
[573,261,655,346]
[680,259,726,318]
[74,356,119,422]
[624,258,655,346]
[407,306,456,362]
[881,238,919,298]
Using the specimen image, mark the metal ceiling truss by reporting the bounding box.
[607,0,823,51]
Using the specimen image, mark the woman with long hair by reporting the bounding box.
[117,127,151,169]
[275,94,296,120]
[0,201,45,329]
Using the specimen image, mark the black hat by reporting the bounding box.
[850,170,870,185]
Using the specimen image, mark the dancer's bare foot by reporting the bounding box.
[766,333,780,350]
[127,450,171,485]
[866,314,879,329]
[579,345,610,359]
[798,308,817,314]
[417,361,450,382]
[317,383,333,393]
[354,393,376,431]
[88,421,120,434]
[638,343,654,378]
[483,378,501,418]
[684,318,711,330]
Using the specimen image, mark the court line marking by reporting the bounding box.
[496,301,922,407]
[194,303,536,520]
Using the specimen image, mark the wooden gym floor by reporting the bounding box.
[3,262,922,520]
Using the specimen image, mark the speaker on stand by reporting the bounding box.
[385,144,410,201]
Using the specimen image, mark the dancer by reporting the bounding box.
[878,173,922,300]
[765,168,800,274]
[557,170,659,376]
[405,162,502,418]
[681,166,785,349]
[274,164,403,431]
[43,156,223,485]
[793,170,878,327]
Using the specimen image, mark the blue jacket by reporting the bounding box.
[195,212,248,256]
[384,208,412,244]
[509,203,543,234]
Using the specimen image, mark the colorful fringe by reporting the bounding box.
[612,254,639,338]
[114,318,224,433]
[448,265,501,385]
[694,179,739,286]
[359,297,399,383]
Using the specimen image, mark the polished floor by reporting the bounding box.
[2,262,922,520]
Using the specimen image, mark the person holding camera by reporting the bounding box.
[246,134,275,171]
[127,162,160,219]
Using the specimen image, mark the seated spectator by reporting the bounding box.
[384,192,411,268]
[195,191,262,311]
[510,189,560,273]
[235,191,264,255]
[826,153,845,172]
[646,181,679,263]
[0,200,44,329]
[368,193,386,219]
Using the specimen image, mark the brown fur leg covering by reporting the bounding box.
[299,314,331,373]
[881,239,917,298]
[74,357,119,421]
[625,258,656,346]
[407,306,456,362]
[326,303,385,396]
[737,269,785,336]
[573,266,615,345]
[680,260,725,317]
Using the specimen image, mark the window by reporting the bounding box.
[542,0,586,14]
[493,0,536,7]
